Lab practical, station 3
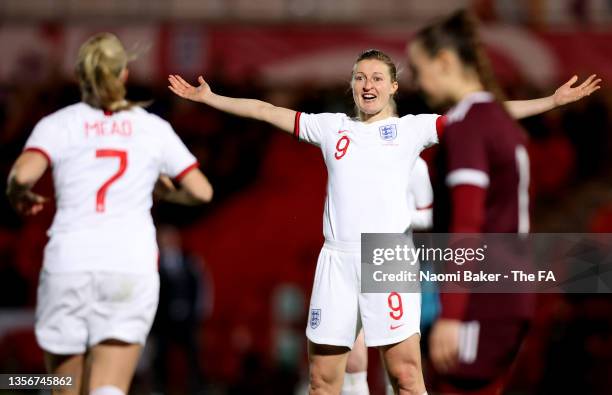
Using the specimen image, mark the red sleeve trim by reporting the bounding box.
[416,203,433,211]
[293,112,302,140]
[436,115,447,138]
[174,161,199,182]
[24,147,51,165]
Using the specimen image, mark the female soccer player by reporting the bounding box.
[342,147,434,395]
[168,48,596,394]
[6,33,213,395]
[408,9,600,394]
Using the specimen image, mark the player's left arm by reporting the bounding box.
[154,171,213,205]
[430,118,489,374]
[430,184,486,374]
[505,74,601,119]
[6,151,49,216]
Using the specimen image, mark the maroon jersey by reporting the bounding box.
[433,92,530,234]
[432,92,534,321]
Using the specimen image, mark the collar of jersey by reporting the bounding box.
[447,91,494,123]
[356,115,400,126]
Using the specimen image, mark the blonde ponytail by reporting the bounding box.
[76,33,135,112]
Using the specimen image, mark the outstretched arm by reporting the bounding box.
[505,74,601,119]
[168,75,296,134]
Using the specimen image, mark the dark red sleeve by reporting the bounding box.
[440,184,486,320]
[440,292,469,320]
[436,115,447,139]
[450,185,486,233]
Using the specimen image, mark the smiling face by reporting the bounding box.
[351,58,399,121]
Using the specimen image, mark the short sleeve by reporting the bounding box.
[444,121,489,189]
[159,121,198,181]
[294,112,344,147]
[410,158,433,209]
[401,113,443,153]
[24,116,66,165]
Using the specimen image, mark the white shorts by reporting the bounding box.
[306,240,421,348]
[35,270,159,355]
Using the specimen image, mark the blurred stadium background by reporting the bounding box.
[1,0,612,394]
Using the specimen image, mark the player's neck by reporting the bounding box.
[359,107,395,124]
[449,78,485,104]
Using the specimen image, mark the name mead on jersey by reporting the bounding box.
[84,120,133,137]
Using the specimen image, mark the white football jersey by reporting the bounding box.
[24,102,197,273]
[408,157,433,211]
[295,112,440,243]
[407,157,434,231]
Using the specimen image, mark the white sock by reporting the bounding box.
[341,371,370,395]
[90,385,125,395]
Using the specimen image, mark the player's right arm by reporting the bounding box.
[6,151,49,216]
[168,74,296,134]
[8,115,63,216]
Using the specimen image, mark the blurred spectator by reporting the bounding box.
[570,0,589,24]
[270,284,305,394]
[151,225,213,395]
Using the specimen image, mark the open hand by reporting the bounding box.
[553,74,601,107]
[168,75,212,103]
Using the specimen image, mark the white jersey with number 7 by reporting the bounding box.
[24,102,198,274]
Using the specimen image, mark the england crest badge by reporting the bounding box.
[379,124,397,141]
[310,308,321,329]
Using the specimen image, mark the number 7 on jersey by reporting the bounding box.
[95,149,128,213]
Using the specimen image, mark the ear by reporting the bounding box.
[437,49,459,74]
[391,80,399,95]
[119,68,129,83]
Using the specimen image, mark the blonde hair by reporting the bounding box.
[76,33,134,112]
[353,49,398,83]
